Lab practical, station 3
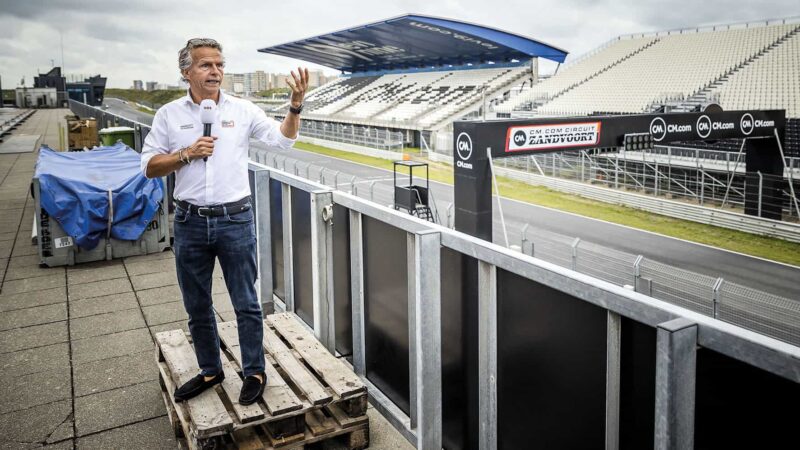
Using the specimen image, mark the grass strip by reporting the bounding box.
[293,141,800,265]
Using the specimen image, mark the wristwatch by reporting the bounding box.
[289,103,304,115]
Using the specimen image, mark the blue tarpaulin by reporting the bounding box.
[35,143,164,250]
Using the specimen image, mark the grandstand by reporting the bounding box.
[266,18,798,136]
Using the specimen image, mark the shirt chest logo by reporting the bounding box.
[179,124,194,130]
[221,120,235,128]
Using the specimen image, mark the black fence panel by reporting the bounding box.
[440,248,479,450]
[291,187,313,327]
[497,269,607,450]
[333,204,352,356]
[269,178,285,300]
[695,347,800,449]
[363,216,410,415]
[619,317,656,450]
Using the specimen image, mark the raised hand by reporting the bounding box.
[286,67,309,108]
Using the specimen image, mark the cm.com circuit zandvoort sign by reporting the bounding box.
[483,110,784,159]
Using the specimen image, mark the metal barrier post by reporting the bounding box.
[250,166,274,314]
[281,183,295,313]
[369,181,376,202]
[407,230,442,449]
[349,210,366,377]
[446,203,454,228]
[712,277,724,319]
[478,260,498,450]
[654,318,697,450]
[633,255,643,291]
[606,311,622,450]
[310,190,335,353]
[571,237,581,270]
[521,223,529,254]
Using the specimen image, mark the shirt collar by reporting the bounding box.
[183,89,227,107]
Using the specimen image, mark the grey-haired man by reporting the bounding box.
[142,38,309,405]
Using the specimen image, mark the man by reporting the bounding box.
[141,38,308,405]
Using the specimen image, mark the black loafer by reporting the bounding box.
[239,373,266,405]
[174,372,224,403]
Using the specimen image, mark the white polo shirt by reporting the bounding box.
[141,91,295,205]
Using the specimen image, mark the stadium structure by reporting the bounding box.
[264,15,798,154]
[260,14,800,223]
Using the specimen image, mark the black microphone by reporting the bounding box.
[200,99,216,162]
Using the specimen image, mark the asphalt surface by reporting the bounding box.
[103,98,154,125]
[103,98,800,300]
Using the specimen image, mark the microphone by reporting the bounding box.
[200,99,216,162]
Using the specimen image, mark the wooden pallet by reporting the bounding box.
[155,313,369,450]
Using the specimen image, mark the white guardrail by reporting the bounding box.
[494,165,800,243]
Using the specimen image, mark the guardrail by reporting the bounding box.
[494,165,800,243]
[248,161,800,450]
[0,109,36,141]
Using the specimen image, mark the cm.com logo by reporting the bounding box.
[649,117,667,142]
[456,132,473,161]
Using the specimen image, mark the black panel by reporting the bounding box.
[333,204,352,356]
[497,269,606,450]
[269,179,284,300]
[363,216,410,415]
[695,348,800,450]
[619,318,656,450]
[291,188,313,327]
[440,248,479,450]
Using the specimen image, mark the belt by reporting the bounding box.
[175,197,251,217]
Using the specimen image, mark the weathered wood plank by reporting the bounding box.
[231,427,266,450]
[268,313,365,399]
[155,330,233,437]
[220,357,265,424]
[326,403,369,429]
[262,321,332,406]
[306,409,335,437]
[217,321,304,416]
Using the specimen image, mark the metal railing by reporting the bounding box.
[294,119,404,151]
[247,161,800,450]
[250,146,800,348]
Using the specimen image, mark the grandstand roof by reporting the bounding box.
[258,14,568,73]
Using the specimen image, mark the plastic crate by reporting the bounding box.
[33,177,170,267]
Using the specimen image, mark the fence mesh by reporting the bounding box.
[639,258,717,316]
[719,282,800,347]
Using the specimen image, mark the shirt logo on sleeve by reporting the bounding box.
[179,124,194,130]
[222,120,235,128]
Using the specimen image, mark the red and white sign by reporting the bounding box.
[505,122,602,153]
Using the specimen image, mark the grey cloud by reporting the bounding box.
[1,0,798,88]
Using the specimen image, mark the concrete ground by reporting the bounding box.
[0,109,413,450]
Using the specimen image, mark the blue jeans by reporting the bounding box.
[173,199,265,378]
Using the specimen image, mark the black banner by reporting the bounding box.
[454,110,784,160]
[453,109,786,241]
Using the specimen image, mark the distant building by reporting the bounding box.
[133,80,143,90]
[246,70,268,95]
[66,75,107,106]
[145,81,157,91]
[15,87,58,108]
[34,67,67,106]
[221,76,233,93]
[307,70,323,88]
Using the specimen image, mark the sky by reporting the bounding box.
[1,0,798,89]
